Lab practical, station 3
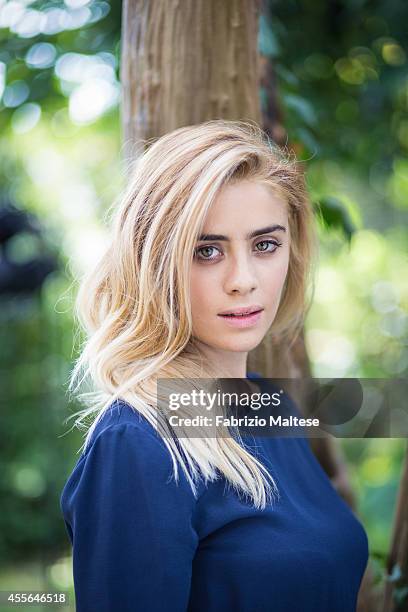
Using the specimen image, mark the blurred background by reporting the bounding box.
[0,0,407,610]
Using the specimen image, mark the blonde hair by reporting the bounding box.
[67,119,317,509]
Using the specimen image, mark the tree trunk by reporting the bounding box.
[121,0,261,157]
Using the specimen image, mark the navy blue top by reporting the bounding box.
[60,374,369,611]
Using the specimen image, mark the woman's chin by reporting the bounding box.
[211,335,265,354]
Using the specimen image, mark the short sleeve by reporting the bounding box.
[60,423,199,612]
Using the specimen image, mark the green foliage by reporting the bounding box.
[0,0,121,131]
[315,195,357,241]
[0,280,83,567]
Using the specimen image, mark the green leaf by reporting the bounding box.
[394,585,408,604]
[387,562,402,583]
[294,127,321,157]
[282,93,318,128]
[258,15,280,58]
[314,196,357,241]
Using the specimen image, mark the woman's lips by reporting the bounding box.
[217,310,263,328]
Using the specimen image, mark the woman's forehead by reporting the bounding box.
[201,181,289,233]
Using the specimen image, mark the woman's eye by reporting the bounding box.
[194,245,220,260]
[255,239,281,253]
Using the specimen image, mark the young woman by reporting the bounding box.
[60,120,369,612]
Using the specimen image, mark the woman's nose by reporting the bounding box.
[223,252,258,295]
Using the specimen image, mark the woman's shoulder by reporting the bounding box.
[60,400,202,532]
[88,398,157,438]
[81,399,174,468]
[60,400,180,502]
[61,400,199,515]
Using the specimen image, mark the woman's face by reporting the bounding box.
[190,179,290,355]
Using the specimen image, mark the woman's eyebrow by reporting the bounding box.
[198,225,287,242]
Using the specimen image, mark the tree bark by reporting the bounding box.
[121,0,261,158]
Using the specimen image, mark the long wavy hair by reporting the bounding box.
[67,119,317,509]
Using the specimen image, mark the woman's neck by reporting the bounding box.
[195,341,248,378]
